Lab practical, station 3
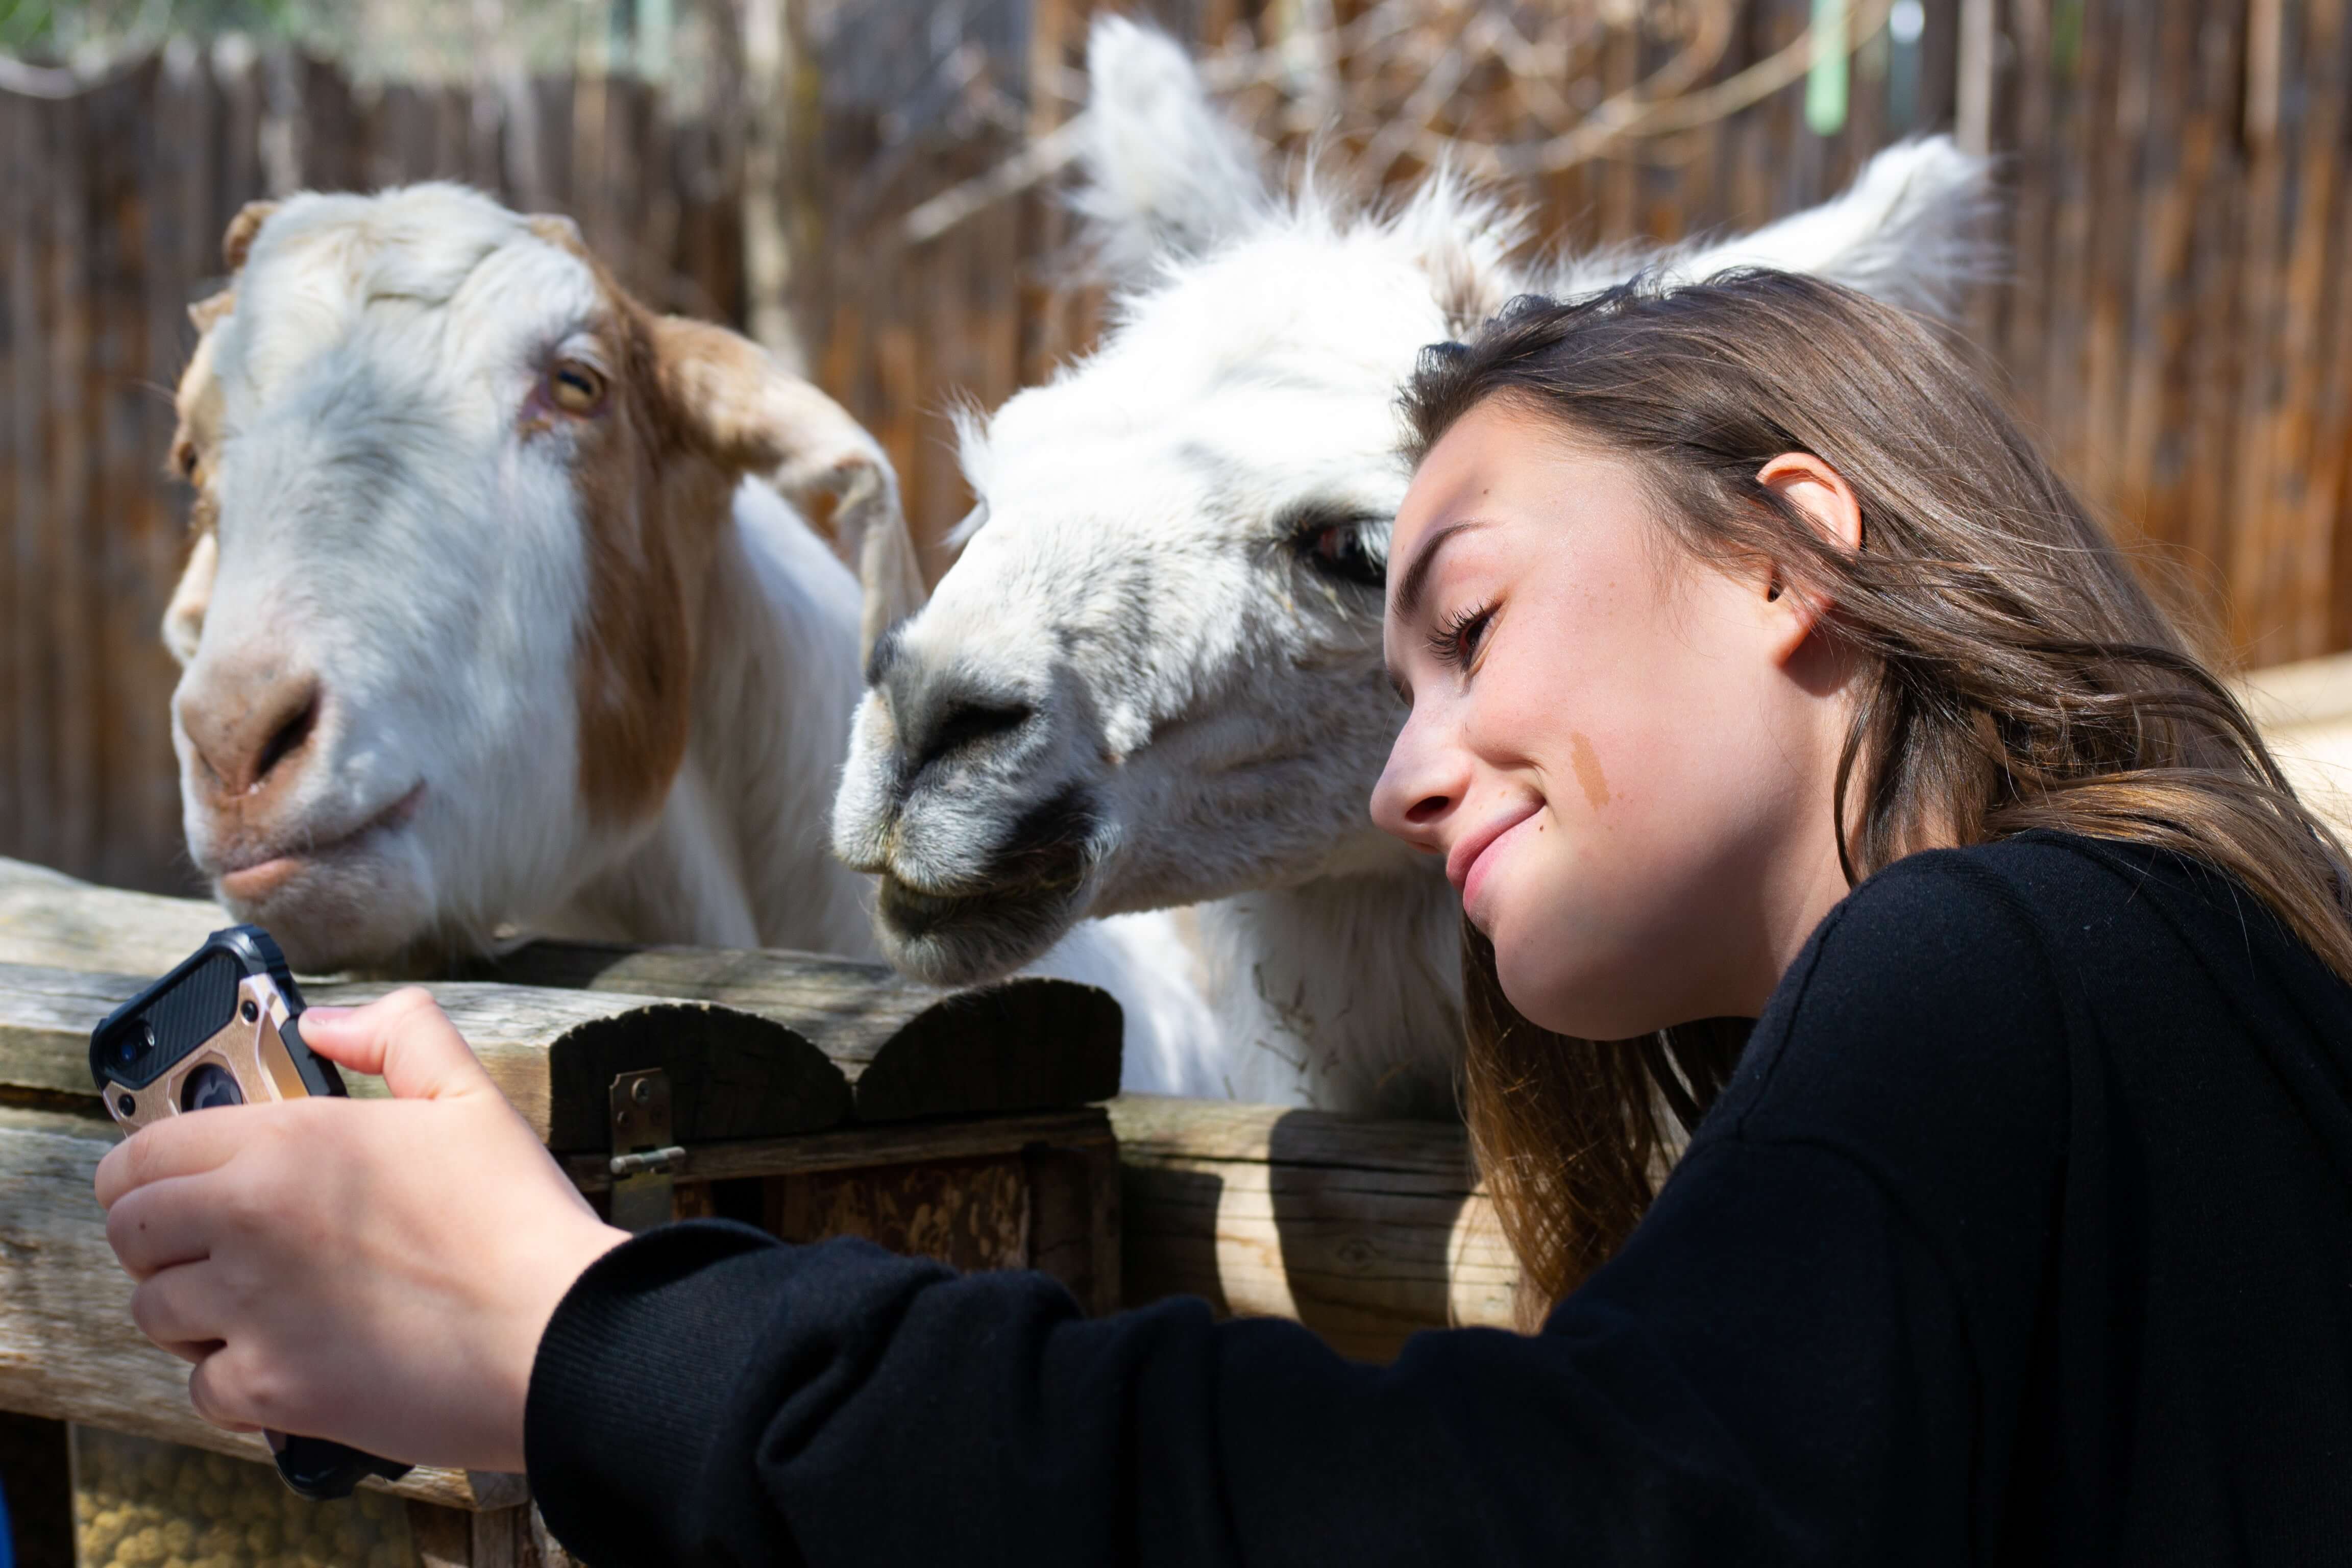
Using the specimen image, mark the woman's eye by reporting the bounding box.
[548,360,607,415]
[1293,517,1386,590]
[1429,601,1497,670]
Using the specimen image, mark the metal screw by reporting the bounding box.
[632,1079,652,1104]
[240,999,258,1023]
[116,1093,135,1117]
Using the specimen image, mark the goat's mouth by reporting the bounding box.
[214,781,427,902]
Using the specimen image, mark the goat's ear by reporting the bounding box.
[188,288,234,333]
[220,200,279,275]
[1074,15,1269,279]
[163,530,217,668]
[652,315,926,662]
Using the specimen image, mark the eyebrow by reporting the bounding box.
[1389,520,1485,622]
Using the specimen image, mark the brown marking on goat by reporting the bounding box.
[221,200,279,273]
[562,257,768,827]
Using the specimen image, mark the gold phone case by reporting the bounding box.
[100,972,313,1132]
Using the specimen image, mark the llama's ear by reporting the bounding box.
[1074,15,1270,278]
[653,315,925,662]
[220,200,279,275]
[1654,137,1997,317]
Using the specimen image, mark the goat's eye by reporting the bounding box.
[549,359,607,415]
[171,438,200,482]
[1293,515,1386,591]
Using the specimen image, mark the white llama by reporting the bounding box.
[162,185,1216,1072]
[831,18,1994,1114]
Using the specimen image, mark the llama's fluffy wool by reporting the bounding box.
[832,18,1995,1112]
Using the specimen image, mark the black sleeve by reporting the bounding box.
[525,862,2070,1568]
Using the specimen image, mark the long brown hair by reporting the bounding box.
[1401,271,2352,1313]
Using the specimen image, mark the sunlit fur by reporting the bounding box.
[166,184,1218,1087]
[168,187,873,970]
[831,18,1994,1113]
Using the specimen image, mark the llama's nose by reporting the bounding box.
[906,691,1035,779]
[177,657,324,803]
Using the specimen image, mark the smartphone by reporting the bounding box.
[89,925,414,1502]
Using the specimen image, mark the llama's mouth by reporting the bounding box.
[876,865,1086,942]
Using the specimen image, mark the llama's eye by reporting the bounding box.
[171,437,200,482]
[549,359,607,415]
[1292,514,1386,590]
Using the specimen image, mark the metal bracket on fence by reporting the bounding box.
[607,1069,682,1233]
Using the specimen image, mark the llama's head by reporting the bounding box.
[834,18,1993,986]
[166,185,906,971]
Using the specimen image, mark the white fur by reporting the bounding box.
[832,21,1995,1115]
[169,183,1216,1089]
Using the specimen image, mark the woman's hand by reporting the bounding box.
[93,989,629,1475]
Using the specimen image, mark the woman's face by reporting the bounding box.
[1371,399,1861,1039]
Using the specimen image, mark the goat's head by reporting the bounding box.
[166,184,905,971]
[832,18,1993,989]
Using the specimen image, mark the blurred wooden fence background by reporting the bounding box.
[6,0,2352,894]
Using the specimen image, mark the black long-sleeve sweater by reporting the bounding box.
[524,832,2352,1565]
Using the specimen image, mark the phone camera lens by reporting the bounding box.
[240,999,258,1024]
[116,1019,153,1066]
[179,1063,244,1113]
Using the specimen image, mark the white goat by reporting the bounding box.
[831,18,1995,1115]
[163,185,1215,1076]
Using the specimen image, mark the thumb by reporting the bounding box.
[297,988,497,1102]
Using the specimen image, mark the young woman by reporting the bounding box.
[97,272,2352,1566]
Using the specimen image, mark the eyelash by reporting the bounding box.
[1427,599,1496,670]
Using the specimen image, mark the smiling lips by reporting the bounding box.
[217,781,426,900]
[1449,802,1541,917]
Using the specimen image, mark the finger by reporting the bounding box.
[130,1262,229,1364]
[186,1346,267,1435]
[296,988,497,1102]
[94,1107,264,1210]
[106,1173,217,1280]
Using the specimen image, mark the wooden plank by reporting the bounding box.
[12,92,56,879]
[476,940,1124,1123]
[0,960,850,1149]
[0,90,28,866]
[0,1104,523,1513]
[0,860,1120,1125]
[558,1106,1110,1188]
[1110,1096,1520,1362]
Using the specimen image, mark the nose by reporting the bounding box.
[880,649,1036,782]
[177,656,324,802]
[1369,708,1467,850]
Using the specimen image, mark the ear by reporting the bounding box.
[220,200,280,275]
[1394,178,1527,338]
[1754,452,1863,658]
[1073,15,1271,279]
[163,530,218,668]
[1645,136,1997,319]
[188,288,234,333]
[651,315,925,663]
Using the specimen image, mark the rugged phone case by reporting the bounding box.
[89,925,414,1502]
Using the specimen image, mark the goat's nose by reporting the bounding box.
[178,659,324,800]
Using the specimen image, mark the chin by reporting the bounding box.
[873,873,1086,987]
[211,845,441,973]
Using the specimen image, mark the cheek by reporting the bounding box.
[1470,592,1794,1036]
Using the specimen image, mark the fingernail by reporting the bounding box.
[301,1006,352,1023]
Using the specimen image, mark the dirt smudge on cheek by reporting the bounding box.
[1569,731,1611,812]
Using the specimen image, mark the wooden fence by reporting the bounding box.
[9,0,2352,895]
